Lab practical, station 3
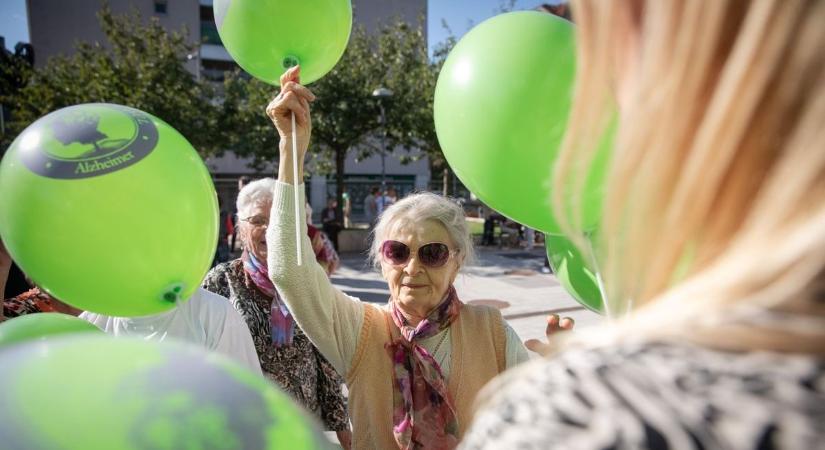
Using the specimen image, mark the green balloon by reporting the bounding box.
[435,12,608,234]
[0,104,218,317]
[546,234,604,314]
[0,336,330,449]
[214,0,352,85]
[0,313,102,348]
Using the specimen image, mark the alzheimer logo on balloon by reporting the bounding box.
[435,12,608,234]
[214,0,353,84]
[18,104,157,179]
[0,103,219,317]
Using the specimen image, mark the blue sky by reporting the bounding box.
[0,0,561,54]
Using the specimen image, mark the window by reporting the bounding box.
[154,0,167,15]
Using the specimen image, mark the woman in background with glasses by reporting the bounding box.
[202,177,352,450]
[263,66,572,450]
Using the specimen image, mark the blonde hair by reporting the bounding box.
[554,0,825,353]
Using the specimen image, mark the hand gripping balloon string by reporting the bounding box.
[292,111,303,266]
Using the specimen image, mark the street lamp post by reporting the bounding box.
[372,87,393,189]
[186,51,201,82]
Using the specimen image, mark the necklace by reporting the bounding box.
[432,330,449,355]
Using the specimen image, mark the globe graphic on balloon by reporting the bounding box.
[0,103,219,317]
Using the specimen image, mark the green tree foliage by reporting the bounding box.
[223,18,436,219]
[0,43,34,151]
[4,4,220,155]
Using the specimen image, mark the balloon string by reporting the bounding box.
[292,111,303,266]
[583,232,611,317]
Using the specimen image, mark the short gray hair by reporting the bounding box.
[236,177,276,219]
[369,192,476,270]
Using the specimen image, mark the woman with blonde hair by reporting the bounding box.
[461,0,825,448]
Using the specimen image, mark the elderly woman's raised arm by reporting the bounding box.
[265,181,364,375]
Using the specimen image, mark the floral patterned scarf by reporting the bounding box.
[242,250,295,347]
[386,286,462,450]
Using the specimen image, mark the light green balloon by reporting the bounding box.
[545,234,604,314]
[215,0,352,85]
[0,313,102,348]
[0,104,218,317]
[435,11,608,234]
[0,336,330,450]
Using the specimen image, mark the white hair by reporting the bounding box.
[369,191,476,270]
[236,177,276,219]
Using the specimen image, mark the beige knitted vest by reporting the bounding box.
[346,302,507,449]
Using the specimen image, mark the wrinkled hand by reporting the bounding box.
[265,65,315,160]
[524,314,575,356]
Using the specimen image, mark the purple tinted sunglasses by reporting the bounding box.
[380,240,456,268]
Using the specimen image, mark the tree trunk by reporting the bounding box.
[335,145,347,227]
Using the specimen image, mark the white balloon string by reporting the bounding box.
[292,111,303,266]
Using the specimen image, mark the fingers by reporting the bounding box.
[266,91,308,123]
[282,80,316,102]
[545,314,575,337]
[524,338,549,355]
[280,65,301,88]
[545,314,559,337]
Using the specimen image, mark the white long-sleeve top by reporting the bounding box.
[266,181,529,377]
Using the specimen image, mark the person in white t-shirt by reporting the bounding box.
[81,288,261,375]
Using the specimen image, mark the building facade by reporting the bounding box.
[26,0,430,221]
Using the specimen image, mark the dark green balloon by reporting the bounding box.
[0,336,330,450]
[214,0,352,85]
[0,313,102,348]
[0,104,219,317]
[546,234,604,314]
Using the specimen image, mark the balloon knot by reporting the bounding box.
[282,55,299,70]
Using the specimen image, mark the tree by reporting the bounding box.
[5,4,221,155]
[222,19,433,222]
[0,43,34,152]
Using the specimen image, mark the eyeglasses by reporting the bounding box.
[241,215,269,228]
[380,240,456,268]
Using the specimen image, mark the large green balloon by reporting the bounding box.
[546,234,604,314]
[0,313,102,348]
[0,104,218,317]
[0,336,330,449]
[214,0,352,85]
[435,12,607,234]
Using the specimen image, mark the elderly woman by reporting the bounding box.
[262,67,567,449]
[202,178,351,449]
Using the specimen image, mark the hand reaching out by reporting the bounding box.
[524,314,575,356]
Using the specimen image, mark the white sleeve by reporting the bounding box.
[213,303,263,375]
[504,321,530,368]
[266,182,365,375]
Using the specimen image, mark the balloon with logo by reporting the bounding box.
[0,103,218,317]
[0,313,103,348]
[434,11,609,234]
[0,336,329,449]
[214,0,352,85]
[545,234,604,314]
